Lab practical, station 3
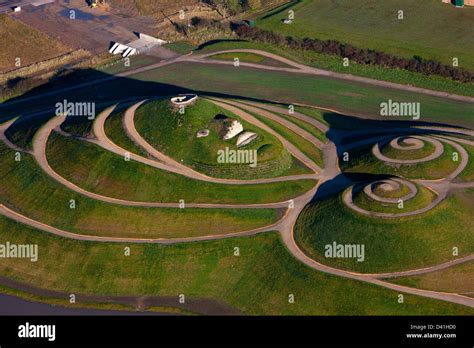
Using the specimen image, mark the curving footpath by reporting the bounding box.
[1,94,474,310]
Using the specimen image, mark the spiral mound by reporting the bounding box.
[363,178,417,204]
[373,135,443,164]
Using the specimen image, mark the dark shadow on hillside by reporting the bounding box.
[307,111,471,205]
[195,39,248,51]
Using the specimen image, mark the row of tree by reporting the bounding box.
[235,26,473,83]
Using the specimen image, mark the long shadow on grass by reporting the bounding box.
[0,65,468,152]
[308,111,468,205]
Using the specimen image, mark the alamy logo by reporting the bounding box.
[380,99,420,120]
[325,242,365,262]
[217,147,257,168]
[0,242,38,262]
[55,99,96,120]
[18,322,56,342]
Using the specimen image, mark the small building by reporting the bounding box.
[12,6,22,12]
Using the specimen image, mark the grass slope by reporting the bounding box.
[46,131,315,204]
[246,108,324,167]
[0,217,472,315]
[352,184,435,214]
[342,142,461,180]
[294,191,474,273]
[131,63,474,129]
[0,143,278,238]
[391,262,474,296]
[134,98,300,178]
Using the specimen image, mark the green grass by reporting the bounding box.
[380,140,436,160]
[210,52,266,63]
[0,216,472,315]
[46,131,316,204]
[294,191,474,273]
[258,0,474,72]
[163,41,196,55]
[104,108,151,157]
[130,62,474,129]
[373,182,411,199]
[390,262,474,296]
[99,55,158,75]
[244,108,324,168]
[352,184,436,214]
[342,142,461,180]
[457,144,474,182]
[0,142,278,238]
[270,110,328,143]
[133,98,301,178]
[209,51,290,68]
[196,40,474,97]
[3,60,474,131]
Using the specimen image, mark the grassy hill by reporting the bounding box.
[46,131,315,204]
[0,142,278,238]
[258,0,474,72]
[0,217,472,315]
[134,98,303,178]
[293,191,474,273]
[0,15,69,73]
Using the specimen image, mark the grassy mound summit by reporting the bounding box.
[134,98,305,178]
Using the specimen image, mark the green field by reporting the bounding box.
[0,216,472,315]
[163,41,196,55]
[130,63,474,129]
[0,142,278,238]
[134,98,302,178]
[46,131,315,204]
[197,40,474,97]
[294,191,474,273]
[258,0,474,72]
[3,61,474,132]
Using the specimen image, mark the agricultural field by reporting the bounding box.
[258,0,474,71]
[197,40,474,97]
[294,190,474,273]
